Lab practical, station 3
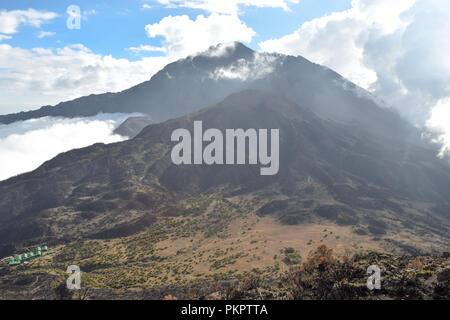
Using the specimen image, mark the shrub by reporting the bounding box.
[282,247,302,265]
[240,273,260,291]
[287,245,365,299]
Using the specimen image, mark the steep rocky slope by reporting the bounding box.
[0,90,449,258]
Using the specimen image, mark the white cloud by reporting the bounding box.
[259,0,416,90]
[259,0,450,152]
[82,9,97,20]
[0,44,169,114]
[209,51,282,81]
[145,13,255,59]
[426,98,450,157]
[0,34,12,41]
[150,0,298,15]
[199,41,240,58]
[37,31,55,39]
[142,4,152,9]
[128,44,167,54]
[0,113,139,181]
[83,9,97,16]
[0,8,58,34]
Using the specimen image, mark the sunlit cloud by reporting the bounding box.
[0,113,140,181]
[0,8,58,34]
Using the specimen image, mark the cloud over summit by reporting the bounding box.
[259,0,450,153]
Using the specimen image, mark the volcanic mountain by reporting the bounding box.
[0,42,416,144]
[0,89,449,258]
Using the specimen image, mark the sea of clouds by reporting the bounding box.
[0,113,141,181]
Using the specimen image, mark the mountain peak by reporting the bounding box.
[195,41,254,60]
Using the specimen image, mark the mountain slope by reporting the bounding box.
[0,90,449,257]
[113,116,153,138]
[0,43,254,124]
[0,43,420,144]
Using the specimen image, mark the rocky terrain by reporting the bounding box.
[1,245,448,300]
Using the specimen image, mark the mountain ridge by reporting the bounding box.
[0,42,258,124]
[0,42,420,147]
[0,89,449,258]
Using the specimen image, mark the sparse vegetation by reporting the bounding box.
[282,247,302,265]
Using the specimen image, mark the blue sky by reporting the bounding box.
[1,0,351,61]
